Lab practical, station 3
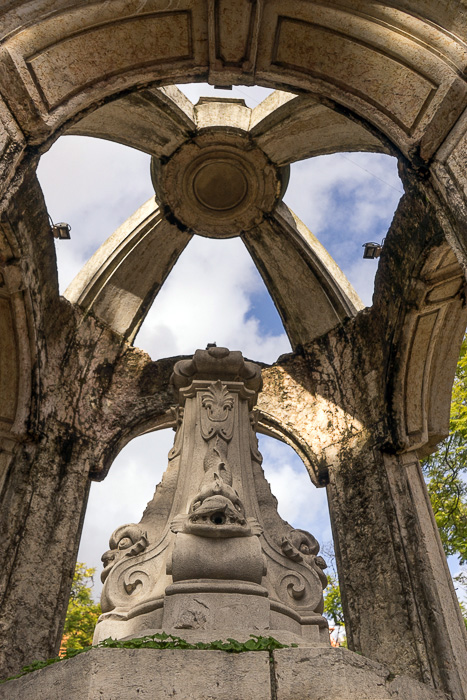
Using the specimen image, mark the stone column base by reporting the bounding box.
[162,580,270,630]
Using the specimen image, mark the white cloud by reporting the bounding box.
[258,436,331,546]
[284,152,402,305]
[345,258,379,307]
[176,83,274,108]
[285,153,401,234]
[135,236,290,363]
[37,136,153,292]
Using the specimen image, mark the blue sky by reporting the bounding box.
[37,83,405,598]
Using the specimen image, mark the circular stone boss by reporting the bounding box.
[151,132,288,239]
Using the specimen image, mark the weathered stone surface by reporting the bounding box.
[151,128,284,239]
[256,170,467,696]
[0,172,185,678]
[63,93,362,344]
[95,348,328,644]
[0,648,271,700]
[0,4,467,700]
[0,647,448,700]
[67,86,196,158]
[162,589,271,632]
[274,647,447,700]
[70,85,388,169]
[0,0,466,191]
[243,203,363,348]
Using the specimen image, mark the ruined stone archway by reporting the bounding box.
[1,3,467,697]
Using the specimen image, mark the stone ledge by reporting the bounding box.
[0,647,446,700]
[274,648,446,700]
[0,648,271,700]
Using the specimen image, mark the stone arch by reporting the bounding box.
[0,2,465,423]
[63,197,363,349]
[1,0,467,201]
[67,87,389,159]
[61,85,366,349]
[0,3,465,424]
[390,243,467,456]
[0,0,465,493]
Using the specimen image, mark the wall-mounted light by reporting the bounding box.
[50,219,71,240]
[362,240,384,259]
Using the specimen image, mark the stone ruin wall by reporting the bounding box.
[0,1,467,698]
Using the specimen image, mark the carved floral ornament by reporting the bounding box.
[200,380,235,441]
[95,347,328,644]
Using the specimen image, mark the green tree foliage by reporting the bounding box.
[61,563,101,653]
[321,544,346,645]
[323,574,344,626]
[422,336,467,565]
[453,571,467,629]
[422,436,467,564]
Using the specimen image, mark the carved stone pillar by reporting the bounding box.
[327,439,467,699]
[95,347,329,643]
[0,433,92,678]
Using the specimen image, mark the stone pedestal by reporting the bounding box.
[0,647,446,700]
[94,348,329,644]
[162,585,270,631]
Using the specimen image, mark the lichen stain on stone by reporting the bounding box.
[93,359,115,393]
[138,360,171,396]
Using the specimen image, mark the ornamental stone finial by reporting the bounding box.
[94,348,328,644]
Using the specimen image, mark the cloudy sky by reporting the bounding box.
[37,83,403,598]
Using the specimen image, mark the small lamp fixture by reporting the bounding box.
[362,240,384,259]
[50,219,71,240]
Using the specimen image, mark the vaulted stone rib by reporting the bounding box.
[66,86,196,158]
[250,92,389,165]
[242,203,363,348]
[68,86,389,166]
[65,199,192,341]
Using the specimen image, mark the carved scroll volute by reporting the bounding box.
[277,528,328,612]
[246,408,328,616]
[100,523,151,613]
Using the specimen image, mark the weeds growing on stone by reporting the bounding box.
[1,633,296,684]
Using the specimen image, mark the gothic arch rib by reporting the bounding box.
[65,200,192,342]
[243,204,363,349]
[64,197,361,347]
[66,87,389,162]
[65,85,196,158]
